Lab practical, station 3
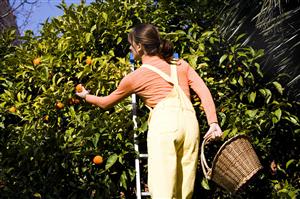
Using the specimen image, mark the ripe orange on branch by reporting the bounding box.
[86,57,93,65]
[33,57,41,66]
[8,106,16,113]
[75,84,83,93]
[55,101,64,110]
[68,98,80,105]
[93,155,104,165]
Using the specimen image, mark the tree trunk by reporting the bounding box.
[0,0,19,34]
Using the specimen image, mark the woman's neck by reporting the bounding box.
[141,54,161,64]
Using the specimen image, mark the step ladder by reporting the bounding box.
[130,52,179,199]
[130,53,150,198]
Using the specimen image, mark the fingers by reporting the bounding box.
[203,127,213,139]
[214,129,222,137]
[75,84,89,99]
[204,124,223,141]
[204,133,214,141]
[215,125,223,137]
[76,89,89,98]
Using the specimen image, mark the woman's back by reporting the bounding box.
[126,56,191,108]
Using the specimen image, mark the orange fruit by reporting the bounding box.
[68,98,80,105]
[75,84,83,93]
[86,57,92,65]
[74,98,80,104]
[33,57,41,66]
[55,101,64,110]
[43,115,49,122]
[8,106,16,113]
[68,98,75,105]
[93,155,104,165]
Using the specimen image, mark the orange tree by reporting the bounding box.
[0,0,299,198]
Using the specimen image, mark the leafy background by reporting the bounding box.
[0,0,299,198]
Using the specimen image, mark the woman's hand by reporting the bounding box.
[203,123,223,141]
[75,84,89,99]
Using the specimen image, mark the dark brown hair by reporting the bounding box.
[128,24,174,62]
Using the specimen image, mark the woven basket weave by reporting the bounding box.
[200,135,263,193]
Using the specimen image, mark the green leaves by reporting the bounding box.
[219,54,228,66]
[259,88,272,104]
[201,178,211,190]
[272,108,282,124]
[248,91,256,103]
[283,115,299,126]
[92,133,100,147]
[245,109,258,118]
[105,154,118,170]
[102,12,108,22]
[273,81,284,95]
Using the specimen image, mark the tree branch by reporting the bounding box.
[0,0,38,19]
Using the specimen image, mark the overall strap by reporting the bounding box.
[142,64,175,85]
[170,64,179,85]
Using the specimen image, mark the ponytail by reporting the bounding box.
[159,39,174,63]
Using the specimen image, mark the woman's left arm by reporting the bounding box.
[187,65,223,140]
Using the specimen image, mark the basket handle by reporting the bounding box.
[200,137,212,179]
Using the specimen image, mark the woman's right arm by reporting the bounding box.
[77,74,134,109]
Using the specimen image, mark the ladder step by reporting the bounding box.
[139,153,148,158]
[141,191,150,196]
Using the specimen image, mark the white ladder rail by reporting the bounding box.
[130,53,150,198]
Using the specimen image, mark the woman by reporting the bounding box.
[76,24,222,199]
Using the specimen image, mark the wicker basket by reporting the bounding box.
[200,135,263,193]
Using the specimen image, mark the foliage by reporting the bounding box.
[0,0,299,198]
[218,0,300,101]
[156,0,230,30]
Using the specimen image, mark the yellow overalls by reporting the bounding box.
[142,63,200,199]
